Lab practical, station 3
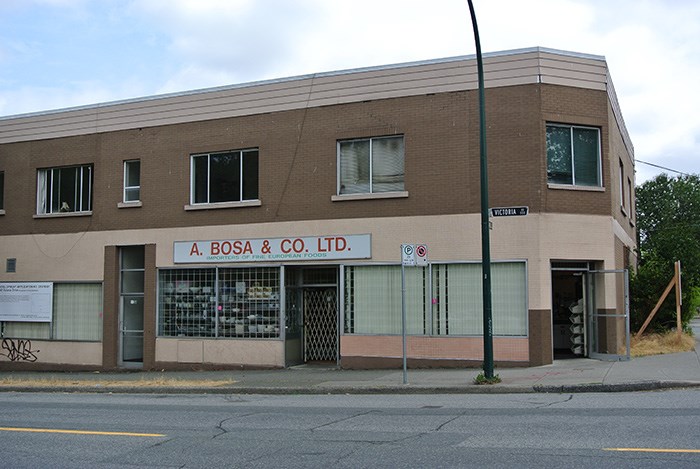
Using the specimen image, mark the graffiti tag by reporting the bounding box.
[0,338,40,362]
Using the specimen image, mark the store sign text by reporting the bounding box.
[174,234,371,263]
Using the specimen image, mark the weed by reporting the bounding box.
[473,372,501,385]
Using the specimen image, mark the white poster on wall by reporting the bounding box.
[0,283,53,322]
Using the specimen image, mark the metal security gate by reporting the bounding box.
[586,269,630,361]
[304,288,338,362]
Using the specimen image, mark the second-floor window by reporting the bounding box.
[191,149,259,204]
[123,160,141,203]
[338,135,404,195]
[546,124,601,187]
[37,164,93,214]
[0,171,4,212]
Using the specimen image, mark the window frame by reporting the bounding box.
[36,164,93,215]
[546,123,602,188]
[1,282,103,341]
[189,148,259,207]
[336,135,405,196]
[123,160,141,204]
[0,170,4,214]
[619,159,627,215]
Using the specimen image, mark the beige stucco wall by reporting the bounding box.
[0,212,625,312]
[0,341,101,365]
[341,335,529,362]
[155,338,284,367]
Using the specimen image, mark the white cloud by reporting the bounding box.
[1,0,698,180]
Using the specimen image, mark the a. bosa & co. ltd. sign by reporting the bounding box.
[174,234,371,263]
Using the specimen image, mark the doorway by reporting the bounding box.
[284,267,338,366]
[551,263,589,359]
[119,246,145,368]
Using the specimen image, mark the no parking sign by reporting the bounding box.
[401,244,428,266]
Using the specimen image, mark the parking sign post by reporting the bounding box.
[400,244,428,384]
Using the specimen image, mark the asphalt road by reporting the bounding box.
[0,390,699,468]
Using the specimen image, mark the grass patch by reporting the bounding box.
[630,331,695,357]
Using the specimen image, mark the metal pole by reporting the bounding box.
[467,0,494,378]
[401,262,408,384]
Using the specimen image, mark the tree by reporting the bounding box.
[631,174,700,332]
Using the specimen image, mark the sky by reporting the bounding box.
[1,0,698,183]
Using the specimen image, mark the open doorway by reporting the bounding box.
[551,263,589,359]
[284,266,339,366]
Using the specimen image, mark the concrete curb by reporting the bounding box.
[3,380,700,395]
[534,380,700,393]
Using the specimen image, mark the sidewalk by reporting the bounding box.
[2,350,700,395]
[2,321,699,395]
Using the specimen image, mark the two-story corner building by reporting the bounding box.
[0,47,636,371]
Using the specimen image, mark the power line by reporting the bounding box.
[637,159,691,177]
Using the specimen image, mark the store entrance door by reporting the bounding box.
[284,267,338,366]
[119,246,144,368]
[304,288,337,362]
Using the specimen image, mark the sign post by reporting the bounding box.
[400,244,428,384]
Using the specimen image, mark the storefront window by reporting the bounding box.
[1,283,102,341]
[432,262,527,336]
[158,267,280,338]
[344,262,527,337]
[344,265,426,334]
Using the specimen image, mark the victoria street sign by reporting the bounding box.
[490,206,528,217]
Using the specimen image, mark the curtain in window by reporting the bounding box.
[53,283,103,340]
[37,170,48,214]
[339,140,370,194]
[372,137,404,193]
[433,262,527,336]
[345,265,424,334]
[3,322,50,339]
[3,283,102,341]
[432,264,482,335]
[491,263,527,335]
[573,128,600,186]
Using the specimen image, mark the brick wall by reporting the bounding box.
[0,84,616,237]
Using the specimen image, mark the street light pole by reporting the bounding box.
[467,0,494,379]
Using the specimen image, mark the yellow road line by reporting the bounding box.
[605,448,700,454]
[0,426,164,437]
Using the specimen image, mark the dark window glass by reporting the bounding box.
[546,124,600,186]
[191,149,258,204]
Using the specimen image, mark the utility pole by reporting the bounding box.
[467,0,494,379]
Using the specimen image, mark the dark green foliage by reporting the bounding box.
[631,174,700,332]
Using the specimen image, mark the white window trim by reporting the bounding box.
[123,160,141,203]
[34,211,93,219]
[336,135,405,196]
[184,199,261,211]
[546,184,605,192]
[36,164,93,215]
[546,123,602,188]
[331,191,408,202]
[118,201,143,209]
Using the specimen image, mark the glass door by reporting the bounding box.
[586,269,630,361]
[120,246,145,367]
